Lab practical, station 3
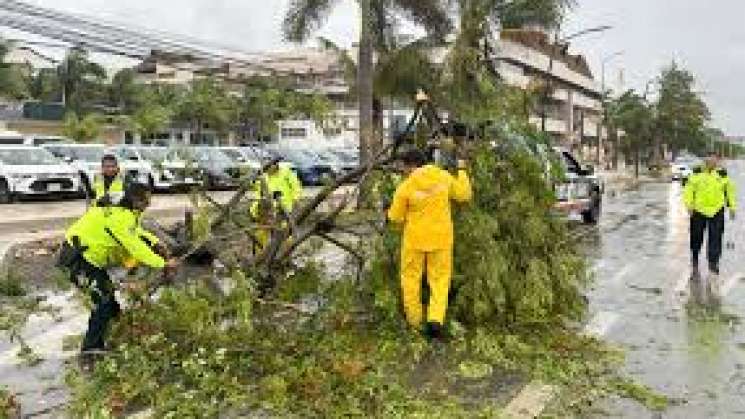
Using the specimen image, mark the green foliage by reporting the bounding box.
[499,0,576,29]
[451,144,588,327]
[239,77,333,139]
[655,62,711,156]
[0,386,20,418]
[175,78,235,140]
[0,39,30,100]
[58,48,107,114]
[63,112,104,143]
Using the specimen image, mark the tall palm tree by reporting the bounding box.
[0,40,29,100]
[318,36,440,140]
[283,0,452,164]
[57,47,107,114]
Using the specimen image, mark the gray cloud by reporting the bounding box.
[10,0,743,133]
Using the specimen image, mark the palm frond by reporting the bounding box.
[317,36,357,85]
[390,0,453,40]
[283,0,339,42]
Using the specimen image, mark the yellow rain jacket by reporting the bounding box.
[65,206,165,269]
[388,165,472,327]
[388,165,473,251]
[92,174,125,207]
[251,167,303,216]
[684,168,736,217]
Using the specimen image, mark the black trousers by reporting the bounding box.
[80,261,121,351]
[690,209,725,268]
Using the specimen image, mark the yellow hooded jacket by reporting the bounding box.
[388,165,473,251]
[65,206,165,269]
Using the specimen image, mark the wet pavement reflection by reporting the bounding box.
[582,161,745,418]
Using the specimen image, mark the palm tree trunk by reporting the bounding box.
[358,0,374,166]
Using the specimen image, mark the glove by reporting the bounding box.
[153,243,171,259]
[96,195,112,207]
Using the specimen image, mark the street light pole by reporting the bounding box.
[600,50,624,168]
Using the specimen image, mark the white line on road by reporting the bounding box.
[608,265,633,285]
[720,273,743,297]
[502,309,619,418]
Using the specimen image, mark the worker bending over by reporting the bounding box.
[62,183,177,353]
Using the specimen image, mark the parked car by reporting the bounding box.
[671,157,697,183]
[275,148,335,186]
[0,146,81,203]
[326,148,359,175]
[186,147,243,190]
[550,147,603,224]
[109,145,199,191]
[43,143,106,193]
[219,146,261,175]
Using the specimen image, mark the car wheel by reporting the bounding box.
[0,179,12,204]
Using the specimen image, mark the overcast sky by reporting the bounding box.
[11,0,745,134]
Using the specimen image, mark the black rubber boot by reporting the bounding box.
[425,322,444,341]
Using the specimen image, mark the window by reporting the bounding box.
[281,128,307,139]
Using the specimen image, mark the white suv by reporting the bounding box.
[110,145,205,191]
[0,146,80,203]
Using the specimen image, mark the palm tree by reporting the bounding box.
[318,36,440,141]
[0,40,29,100]
[57,47,107,114]
[283,0,452,164]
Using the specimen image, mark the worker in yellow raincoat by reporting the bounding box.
[388,150,472,339]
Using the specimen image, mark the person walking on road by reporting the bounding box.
[61,183,177,356]
[684,152,736,277]
[387,150,472,340]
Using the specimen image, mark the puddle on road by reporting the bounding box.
[587,180,745,418]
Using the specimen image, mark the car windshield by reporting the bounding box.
[0,148,60,165]
[70,147,105,162]
[221,149,245,161]
[139,147,170,161]
[193,148,233,164]
[281,149,314,164]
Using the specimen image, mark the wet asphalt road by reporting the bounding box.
[583,161,745,419]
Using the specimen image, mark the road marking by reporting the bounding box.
[720,273,743,297]
[502,310,618,418]
[0,313,87,366]
[503,382,557,419]
[608,265,632,285]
